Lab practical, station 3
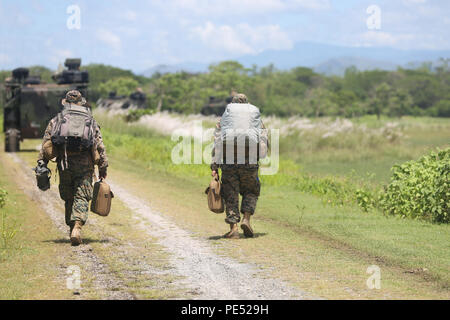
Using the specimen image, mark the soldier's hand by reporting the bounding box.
[37,160,47,167]
[99,168,107,180]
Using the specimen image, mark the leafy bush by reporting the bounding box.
[355,188,377,212]
[0,188,18,250]
[0,188,6,209]
[98,77,140,97]
[125,109,155,122]
[380,148,449,223]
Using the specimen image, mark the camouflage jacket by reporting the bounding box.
[211,119,269,171]
[38,116,108,170]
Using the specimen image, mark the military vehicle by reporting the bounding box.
[96,89,147,110]
[2,58,88,152]
[200,96,233,116]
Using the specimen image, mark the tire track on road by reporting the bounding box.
[109,180,310,300]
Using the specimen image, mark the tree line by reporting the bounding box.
[1,59,449,117]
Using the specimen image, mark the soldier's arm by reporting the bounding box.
[37,118,54,163]
[94,122,109,176]
[211,120,221,172]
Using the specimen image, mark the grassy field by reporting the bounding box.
[0,138,189,300]
[0,111,448,299]
[94,112,450,298]
[96,111,450,185]
[293,116,450,184]
[0,151,85,299]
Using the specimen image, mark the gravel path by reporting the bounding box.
[109,181,308,300]
[9,147,309,300]
[7,153,135,300]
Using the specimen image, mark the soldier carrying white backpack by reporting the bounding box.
[211,93,269,239]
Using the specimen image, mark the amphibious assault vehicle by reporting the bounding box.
[200,96,233,116]
[2,58,88,152]
[96,90,147,110]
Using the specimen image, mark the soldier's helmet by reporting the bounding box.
[232,93,248,104]
[62,89,86,107]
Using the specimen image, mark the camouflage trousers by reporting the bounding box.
[57,155,94,226]
[221,164,260,225]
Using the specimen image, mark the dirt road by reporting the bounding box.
[5,151,310,300]
[7,153,135,299]
[109,181,308,299]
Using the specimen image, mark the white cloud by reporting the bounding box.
[96,29,122,52]
[289,0,330,10]
[403,0,427,4]
[119,26,140,37]
[123,10,137,21]
[348,31,448,50]
[0,53,11,64]
[191,22,293,55]
[50,49,73,65]
[359,31,402,47]
[153,0,329,17]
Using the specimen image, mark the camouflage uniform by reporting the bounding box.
[38,92,108,227]
[220,164,261,224]
[211,94,268,225]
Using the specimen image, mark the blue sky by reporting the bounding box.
[0,0,449,72]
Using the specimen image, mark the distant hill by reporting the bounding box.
[141,62,207,77]
[237,41,450,71]
[140,41,450,76]
[314,57,398,76]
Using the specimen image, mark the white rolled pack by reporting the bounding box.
[220,103,262,145]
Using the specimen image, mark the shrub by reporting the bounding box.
[0,188,18,250]
[125,109,155,122]
[355,188,376,212]
[0,188,6,209]
[380,148,449,223]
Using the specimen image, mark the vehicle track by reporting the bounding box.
[9,148,310,300]
[109,181,309,300]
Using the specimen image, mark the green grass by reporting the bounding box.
[95,113,450,298]
[15,139,191,300]
[96,112,450,216]
[96,112,450,187]
[0,151,80,299]
[97,114,450,217]
[107,154,450,299]
[2,110,448,299]
[282,116,450,184]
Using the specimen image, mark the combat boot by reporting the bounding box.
[70,221,83,246]
[241,213,254,238]
[224,223,239,239]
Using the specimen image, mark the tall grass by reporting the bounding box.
[0,188,19,261]
[97,111,380,210]
[96,110,450,183]
[96,110,450,221]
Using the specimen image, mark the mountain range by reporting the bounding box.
[141,41,450,77]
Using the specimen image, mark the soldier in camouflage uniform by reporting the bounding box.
[211,93,268,239]
[37,90,108,246]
